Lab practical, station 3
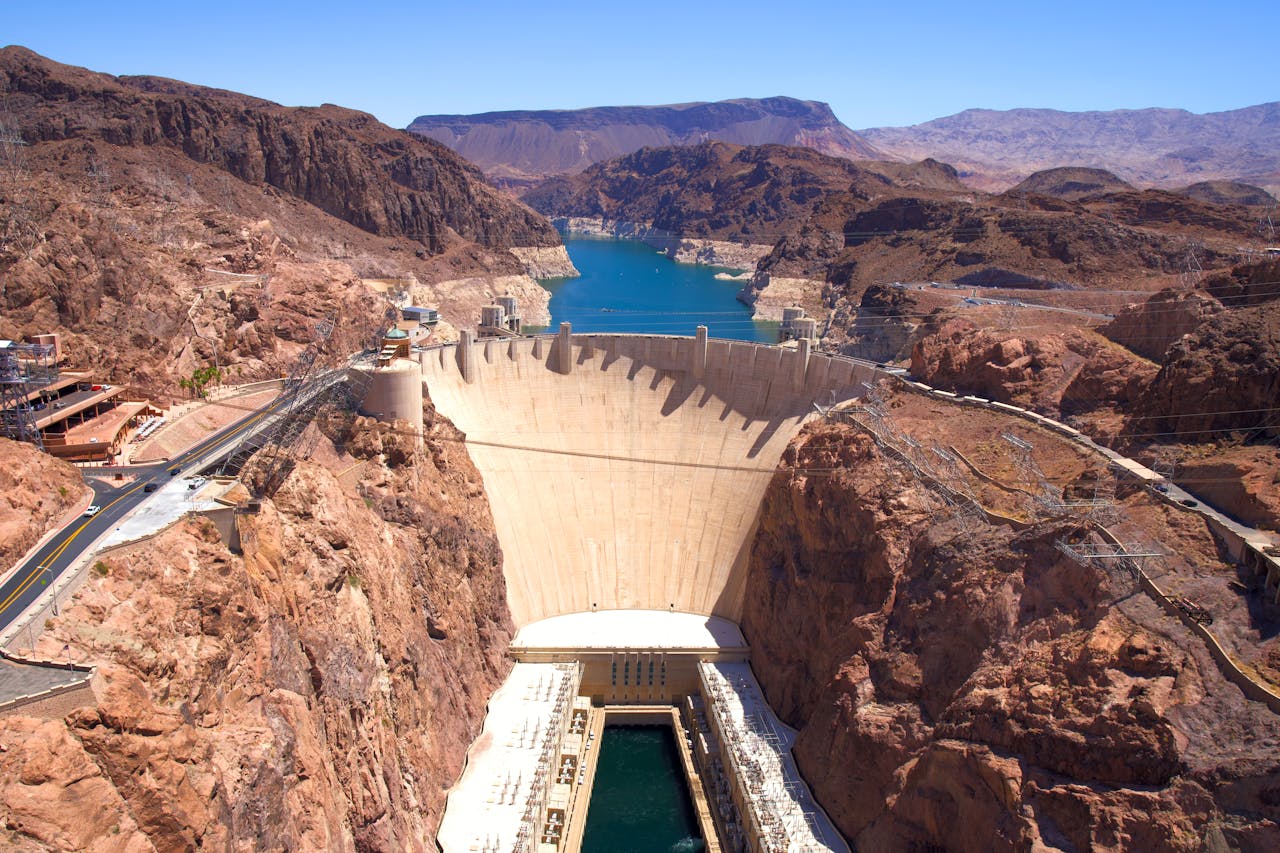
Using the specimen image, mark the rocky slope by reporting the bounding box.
[742,412,1280,851]
[879,256,1280,529]
[860,102,1280,193]
[408,97,884,189]
[1178,181,1277,208]
[0,46,573,399]
[909,319,1159,431]
[0,405,514,851]
[1007,167,1135,201]
[523,140,908,272]
[0,438,86,567]
[1126,264,1280,445]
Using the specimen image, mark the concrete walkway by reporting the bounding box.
[0,655,89,707]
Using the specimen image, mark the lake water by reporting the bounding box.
[581,725,706,853]
[537,235,779,342]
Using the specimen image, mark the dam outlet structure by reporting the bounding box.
[366,326,871,852]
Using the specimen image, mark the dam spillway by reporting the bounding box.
[418,328,873,627]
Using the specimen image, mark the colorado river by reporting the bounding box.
[581,725,706,853]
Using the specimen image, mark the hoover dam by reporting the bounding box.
[361,325,874,851]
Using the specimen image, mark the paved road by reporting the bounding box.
[0,400,277,637]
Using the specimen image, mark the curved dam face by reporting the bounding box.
[418,329,872,628]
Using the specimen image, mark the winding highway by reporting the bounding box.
[0,398,277,638]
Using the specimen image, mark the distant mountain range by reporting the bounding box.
[860,103,1280,193]
[407,97,884,189]
[408,98,1280,197]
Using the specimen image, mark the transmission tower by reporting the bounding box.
[1002,432,1114,518]
[216,317,346,496]
[1179,242,1204,290]
[836,382,987,530]
[87,157,111,206]
[1056,537,1163,590]
[0,113,33,257]
[930,447,986,530]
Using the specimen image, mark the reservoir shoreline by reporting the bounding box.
[535,234,779,343]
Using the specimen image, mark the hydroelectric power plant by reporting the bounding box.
[357,323,868,852]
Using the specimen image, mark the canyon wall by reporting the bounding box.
[740,418,1280,851]
[0,412,514,851]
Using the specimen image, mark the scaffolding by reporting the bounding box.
[0,340,57,449]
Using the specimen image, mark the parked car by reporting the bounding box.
[83,505,101,517]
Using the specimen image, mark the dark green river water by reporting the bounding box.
[581,726,706,853]
[537,235,779,342]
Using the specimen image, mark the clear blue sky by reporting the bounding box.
[6,0,1276,129]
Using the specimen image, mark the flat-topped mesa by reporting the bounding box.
[416,329,874,628]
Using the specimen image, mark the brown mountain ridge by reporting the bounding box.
[0,46,570,397]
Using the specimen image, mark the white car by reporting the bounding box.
[83,505,101,517]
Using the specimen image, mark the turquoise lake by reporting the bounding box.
[537,235,779,342]
[581,726,706,853]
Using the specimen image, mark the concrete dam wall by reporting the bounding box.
[418,329,873,628]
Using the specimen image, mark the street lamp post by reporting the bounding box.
[39,565,58,616]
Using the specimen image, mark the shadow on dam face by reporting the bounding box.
[418,332,872,628]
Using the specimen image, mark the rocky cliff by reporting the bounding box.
[741,413,1280,851]
[909,319,1159,431]
[3,47,558,254]
[408,97,884,189]
[0,438,86,567]
[0,47,572,398]
[0,406,515,851]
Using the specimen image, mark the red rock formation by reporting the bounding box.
[0,408,513,850]
[1127,299,1280,442]
[1101,288,1222,361]
[742,420,1280,851]
[0,438,86,567]
[909,318,1158,427]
